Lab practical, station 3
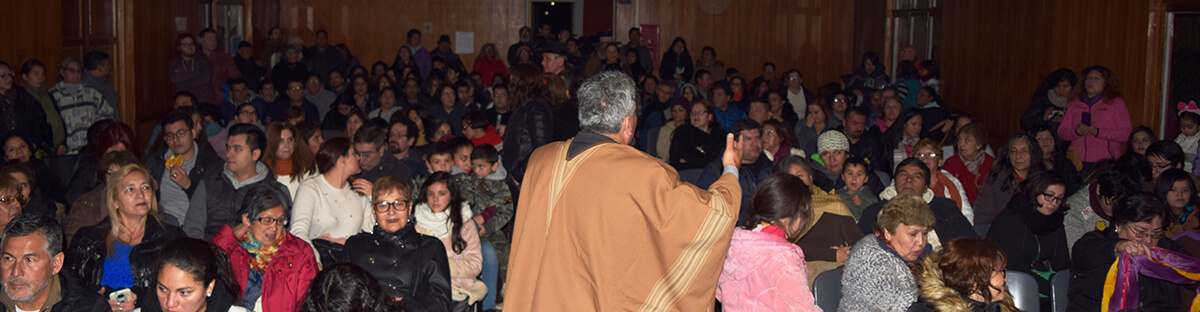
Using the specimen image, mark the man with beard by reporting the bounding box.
[507,26,533,66]
[697,119,773,226]
[388,117,427,177]
[845,107,891,176]
[354,124,411,183]
[169,33,216,105]
[0,214,107,311]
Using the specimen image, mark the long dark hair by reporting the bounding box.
[743,173,813,234]
[1076,65,1123,101]
[265,121,316,182]
[882,109,922,153]
[921,238,1008,309]
[506,64,548,112]
[990,134,1045,192]
[1032,68,1077,101]
[155,237,242,307]
[1017,170,1068,213]
[315,137,352,174]
[1155,169,1200,222]
[418,171,467,253]
[300,263,396,312]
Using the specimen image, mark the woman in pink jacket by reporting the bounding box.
[716,173,821,311]
[1057,66,1131,176]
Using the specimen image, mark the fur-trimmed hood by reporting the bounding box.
[913,255,1022,312]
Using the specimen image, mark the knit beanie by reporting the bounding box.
[817,130,850,155]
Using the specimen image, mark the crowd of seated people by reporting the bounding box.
[1,20,1199,312]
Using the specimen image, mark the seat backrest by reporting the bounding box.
[813,269,842,312]
[677,168,705,185]
[1051,269,1070,312]
[1005,271,1040,312]
[646,126,660,157]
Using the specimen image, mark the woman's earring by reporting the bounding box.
[206,293,211,297]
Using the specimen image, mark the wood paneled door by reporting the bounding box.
[62,0,123,118]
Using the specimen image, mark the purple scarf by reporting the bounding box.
[1084,93,1104,107]
[1103,247,1200,311]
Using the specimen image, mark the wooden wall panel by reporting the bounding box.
[614,0,857,92]
[940,0,1166,145]
[277,0,526,72]
[126,0,207,145]
[2,0,63,80]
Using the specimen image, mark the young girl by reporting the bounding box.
[414,172,485,304]
[1175,108,1200,172]
[838,157,880,220]
[1157,169,1200,238]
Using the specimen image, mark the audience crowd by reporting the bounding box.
[0,21,1196,312]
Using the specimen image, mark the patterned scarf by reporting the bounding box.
[239,232,282,273]
[1102,247,1200,311]
[960,152,986,175]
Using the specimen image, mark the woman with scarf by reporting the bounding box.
[413,172,484,307]
[943,122,993,204]
[346,176,453,311]
[1069,192,1181,311]
[776,156,864,283]
[840,195,935,311]
[1057,66,1132,176]
[1021,69,1077,133]
[658,37,694,82]
[884,109,924,172]
[985,171,1071,311]
[19,59,66,154]
[212,184,317,312]
[842,52,890,98]
[914,139,973,217]
[1157,169,1200,238]
[973,134,1045,228]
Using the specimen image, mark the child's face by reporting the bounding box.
[453,147,473,172]
[1183,119,1199,137]
[472,159,498,179]
[841,163,869,192]
[426,153,453,173]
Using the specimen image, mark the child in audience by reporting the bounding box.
[837,157,879,220]
[463,111,503,149]
[1175,108,1200,172]
[414,171,486,304]
[456,144,513,309]
[413,142,456,199]
[448,137,475,175]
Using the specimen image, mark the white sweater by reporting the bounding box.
[289,175,374,242]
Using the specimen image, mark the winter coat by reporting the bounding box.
[211,225,318,312]
[668,123,726,171]
[839,235,921,312]
[1057,97,1131,163]
[859,193,978,247]
[501,97,554,186]
[986,197,1070,304]
[698,155,775,226]
[168,55,216,105]
[65,218,184,304]
[942,153,994,204]
[0,272,108,312]
[1068,228,1181,312]
[472,57,508,87]
[346,225,453,312]
[907,255,1020,312]
[193,162,292,239]
[658,50,694,82]
[715,226,821,311]
[0,85,53,153]
[972,169,1021,226]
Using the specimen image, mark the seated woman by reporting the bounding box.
[414,172,485,307]
[794,100,835,158]
[211,184,318,312]
[300,263,399,312]
[1032,123,1081,195]
[2,134,64,208]
[655,100,689,162]
[840,195,934,311]
[0,161,54,219]
[141,237,249,312]
[669,99,726,171]
[715,173,819,310]
[908,238,1019,312]
[914,139,973,220]
[67,164,184,311]
[883,109,923,172]
[290,137,374,266]
[0,175,23,230]
[1158,169,1200,238]
[346,176,452,311]
[986,171,1070,310]
[761,120,803,163]
[1070,192,1180,311]
[942,122,993,204]
[973,134,1044,228]
[65,150,139,242]
[264,121,317,199]
[776,156,863,282]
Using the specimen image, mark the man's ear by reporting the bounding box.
[51,252,64,275]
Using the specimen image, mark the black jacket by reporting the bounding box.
[986,198,1070,302]
[145,146,224,200]
[346,225,452,312]
[501,97,554,185]
[0,272,108,312]
[1069,228,1181,312]
[65,218,184,307]
[858,197,977,244]
[0,85,54,153]
[198,163,291,239]
[698,154,775,226]
[849,132,891,177]
[668,124,726,171]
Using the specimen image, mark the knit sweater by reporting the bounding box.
[839,235,921,312]
[1062,183,1110,252]
[288,174,374,242]
[49,81,116,154]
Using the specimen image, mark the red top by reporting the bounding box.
[941,153,994,204]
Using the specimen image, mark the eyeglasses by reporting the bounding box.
[917,152,939,159]
[289,86,303,90]
[253,216,288,226]
[690,111,709,116]
[0,195,25,206]
[374,199,410,213]
[994,267,1007,278]
[1041,192,1066,204]
[163,128,191,141]
[1149,161,1173,171]
[238,110,257,116]
[1125,224,1163,240]
[355,150,376,158]
[0,72,14,78]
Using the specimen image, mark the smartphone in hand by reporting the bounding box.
[1081,112,1092,126]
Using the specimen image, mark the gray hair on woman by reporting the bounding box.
[577,71,637,134]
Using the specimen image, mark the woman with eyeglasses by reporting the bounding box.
[212,184,318,312]
[346,176,452,311]
[1069,192,1181,311]
[908,238,1019,312]
[913,139,973,216]
[985,171,1070,311]
[0,174,24,230]
[669,99,726,171]
[66,164,185,311]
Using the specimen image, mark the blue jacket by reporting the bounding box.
[697,154,774,226]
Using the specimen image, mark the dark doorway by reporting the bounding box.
[1162,13,1200,139]
[531,2,574,37]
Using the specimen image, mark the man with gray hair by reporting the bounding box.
[505,71,744,311]
[0,214,107,311]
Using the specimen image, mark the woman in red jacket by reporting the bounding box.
[472,43,507,87]
[211,184,318,312]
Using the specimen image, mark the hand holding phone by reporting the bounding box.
[1081,112,1092,126]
